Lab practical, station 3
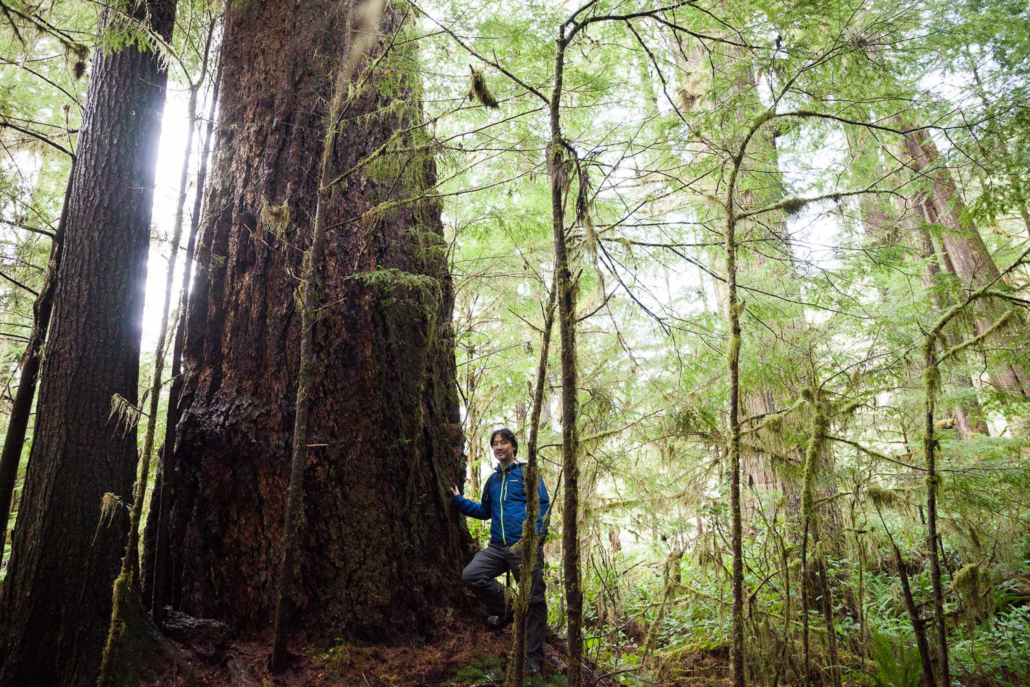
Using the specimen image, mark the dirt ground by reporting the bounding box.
[154,610,730,686]
[158,612,560,686]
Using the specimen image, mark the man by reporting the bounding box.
[450,428,550,675]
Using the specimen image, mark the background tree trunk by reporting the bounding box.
[142,66,222,619]
[161,0,470,642]
[0,163,71,555]
[902,128,1030,398]
[0,1,176,684]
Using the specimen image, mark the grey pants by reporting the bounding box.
[461,543,547,662]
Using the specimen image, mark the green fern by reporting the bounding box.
[868,633,922,687]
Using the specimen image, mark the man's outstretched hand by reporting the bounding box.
[449,485,460,498]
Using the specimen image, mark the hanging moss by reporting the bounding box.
[866,486,904,510]
[468,67,500,108]
[259,194,292,238]
[953,563,987,625]
[780,197,808,217]
[953,563,981,598]
[96,492,126,538]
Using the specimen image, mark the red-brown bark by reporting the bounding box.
[159,0,470,643]
[903,129,1030,398]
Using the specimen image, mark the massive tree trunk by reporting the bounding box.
[0,2,176,685]
[158,0,470,643]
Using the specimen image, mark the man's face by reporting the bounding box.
[492,435,515,464]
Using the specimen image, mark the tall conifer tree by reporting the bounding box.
[0,1,177,684]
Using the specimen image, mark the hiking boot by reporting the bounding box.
[485,612,513,630]
[524,658,542,675]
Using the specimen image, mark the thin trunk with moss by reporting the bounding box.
[895,542,936,686]
[922,336,950,687]
[813,531,840,687]
[642,546,685,657]
[798,391,839,687]
[912,267,1030,687]
[504,285,555,687]
[548,25,583,687]
[722,107,773,687]
[872,498,936,686]
[145,63,222,621]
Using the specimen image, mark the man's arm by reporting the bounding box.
[536,476,550,535]
[452,475,493,520]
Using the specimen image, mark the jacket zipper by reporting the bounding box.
[500,469,508,544]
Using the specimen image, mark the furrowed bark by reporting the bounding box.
[505,284,555,687]
[0,0,177,683]
[851,138,990,439]
[910,218,990,439]
[268,14,370,664]
[903,128,1030,400]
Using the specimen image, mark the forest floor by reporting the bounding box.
[154,611,731,686]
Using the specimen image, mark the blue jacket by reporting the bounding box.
[454,461,550,548]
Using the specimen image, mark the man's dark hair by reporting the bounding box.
[490,427,518,456]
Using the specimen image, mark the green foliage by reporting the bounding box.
[451,654,567,686]
[867,633,922,687]
[452,655,504,684]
